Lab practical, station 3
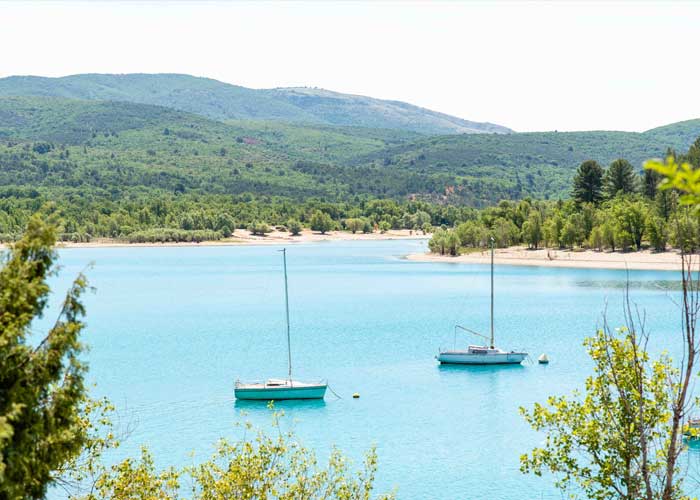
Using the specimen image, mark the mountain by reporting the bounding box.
[0,73,511,135]
[0,96,697,207]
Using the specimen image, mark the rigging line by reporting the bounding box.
[326,383,342,400]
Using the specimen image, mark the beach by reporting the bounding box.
[49,228,429,249]
[406,246,692,271]
[45,233,695,271]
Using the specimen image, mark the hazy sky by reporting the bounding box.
[1,1,698,132]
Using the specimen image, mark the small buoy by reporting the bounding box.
[352,392,360,399]
[538,353,550,364]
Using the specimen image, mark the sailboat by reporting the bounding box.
[436,238,528,365]
[235,249,327,400]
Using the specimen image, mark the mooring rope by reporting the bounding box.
[326,383,342,399]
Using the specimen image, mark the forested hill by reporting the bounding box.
[0,73,511,135]
[0,96,698,207]
[354,120,700,203]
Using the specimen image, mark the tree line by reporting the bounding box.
[429,137,700,255]
[0,193,459,243]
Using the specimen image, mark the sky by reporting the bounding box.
[1,0,698,133]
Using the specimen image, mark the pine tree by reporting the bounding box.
[572,160,604,204]
[604,159,638,198]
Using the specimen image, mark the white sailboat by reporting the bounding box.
[436,238,528,365]
[235,249,327,400]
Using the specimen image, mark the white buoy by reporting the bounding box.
[538,353,550,364]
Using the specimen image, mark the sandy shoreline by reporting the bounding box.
[5,230,689,271]
[406,247,692,272]
[47,229,429,249]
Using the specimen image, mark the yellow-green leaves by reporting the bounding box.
[645,157,700,207]
[70,411,395,500]
[520,327,684,500]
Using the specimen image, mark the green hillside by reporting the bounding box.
[354,121,700,204]
[0,96,443,201]
[0,96,697,206]
[0,95,698,241]
[0,73,511,135]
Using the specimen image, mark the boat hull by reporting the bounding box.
[437,351,527,365]
[234,384,327,400]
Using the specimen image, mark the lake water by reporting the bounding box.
[41,239,695,499]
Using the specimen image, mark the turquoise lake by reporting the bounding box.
[42,239,698,499]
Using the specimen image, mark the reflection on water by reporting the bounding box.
[576,280,681,291]
[436,363,527,374]
[234,398,327,411]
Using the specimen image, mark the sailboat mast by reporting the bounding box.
[282,248,293,382]
[490,237,494,348]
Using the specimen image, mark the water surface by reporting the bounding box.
[41,240,692,499]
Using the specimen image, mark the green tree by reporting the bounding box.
[588,226,604,251]
[456,220,487,248]
[643,167,662,199]
[428,228,459,255]
[601,221,616,251]
[287,219,302,236]
[525,156,700,500]
[247,221,271,236]
[543,213,564,248]
[521,210,543,249]
[572,160,604,204]
[77,416,393,500]
[604,158,638,198]
[214,213,235,235]
[654,188,678,221]
[310,210,334,234]
[345,218,364,234]
[646,156,700,207]
[646,215,667,252]
[559,219,580,249]
[521,324,682,500]
[490,217,519,248]
[669,212,698,253]
[0,217,90,499]
[682,136,700,167]
[580,202,597,239]
[617,200,647,251]
[413,210,432,228]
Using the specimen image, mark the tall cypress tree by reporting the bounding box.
[572,160,604,204]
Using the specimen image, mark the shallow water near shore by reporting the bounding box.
[41,239,699,499]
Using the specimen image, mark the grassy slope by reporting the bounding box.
[0,73,510,135]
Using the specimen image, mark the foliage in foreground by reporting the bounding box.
[521,326,684,500]
[520,156,700,500]
[71,409,393,500]
[0,217,90,499]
